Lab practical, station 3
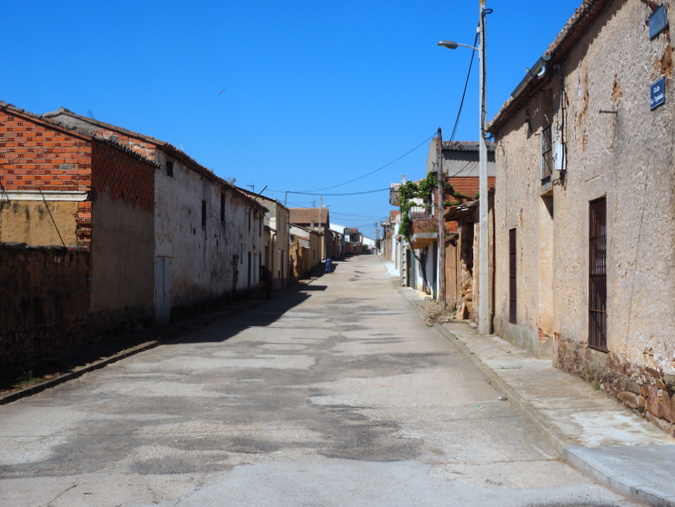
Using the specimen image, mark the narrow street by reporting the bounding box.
[1,255,638,506]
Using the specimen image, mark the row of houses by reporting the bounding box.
[383,0,675,435]
[0,103,344,366]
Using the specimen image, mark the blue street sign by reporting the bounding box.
[650,4,668,39]
[650,77,666,110]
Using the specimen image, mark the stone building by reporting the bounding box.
[43,108,267,321]
[488,0,675,433]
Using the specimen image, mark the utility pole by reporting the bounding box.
[478,0,490,335]
[437,127,446,310]
[318,196,324,259]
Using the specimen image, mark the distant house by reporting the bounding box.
[289,207,336,259]
[289,224,321,280]
[487,0,675,431]
[240,190,290,290]
[381,210,402,269]
[43,108,267,321]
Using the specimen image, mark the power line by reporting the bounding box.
[449,31,480,142]
[276,187,390,197]
[300,133,436,193]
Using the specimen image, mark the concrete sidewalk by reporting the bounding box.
[390,264,675,507]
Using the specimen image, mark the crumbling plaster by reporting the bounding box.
[494,0,675,376]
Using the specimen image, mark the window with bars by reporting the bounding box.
[589,197,607,351]
[540,125,553,180]
[509,228,517,324]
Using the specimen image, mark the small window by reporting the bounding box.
[540,125,553,180]
[220,193,225,222]
[201,200,207,228]
[166,160,174,177]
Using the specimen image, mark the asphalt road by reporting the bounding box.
[0,256,640,506]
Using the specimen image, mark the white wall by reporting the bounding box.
[154,151,263,311]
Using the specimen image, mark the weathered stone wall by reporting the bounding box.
[492,0,675,432]
[555,333,675,437]
[0,243,89,366]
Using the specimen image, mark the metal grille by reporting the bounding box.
[541,125,553,179]
[509,228,517,324]
[589,198,607,351]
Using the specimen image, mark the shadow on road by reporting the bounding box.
[0,279,327,399]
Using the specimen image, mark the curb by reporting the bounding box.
[563,447,675,507]
[0,340,160,405]
[397,284,675,507]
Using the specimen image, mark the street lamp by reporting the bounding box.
[438,1,490,335]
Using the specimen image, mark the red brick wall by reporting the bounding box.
[92,127,157,161]
[0,111,93,193]
[91,140,155,212]
[0,110,96,249]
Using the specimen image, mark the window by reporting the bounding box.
[166,160,174,177]
[201,200,207,229]
[220,193,225,222]
[509,228,517,324]
[589,197,607,351]
[540,125,553,180]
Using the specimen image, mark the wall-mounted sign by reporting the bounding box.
[649,4,668,39]
[650,77,666,110]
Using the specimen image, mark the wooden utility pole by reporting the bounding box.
[437,127,446,310]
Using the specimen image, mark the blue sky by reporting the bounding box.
[3,1,580,238]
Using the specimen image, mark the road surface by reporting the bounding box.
[0,255,638,506]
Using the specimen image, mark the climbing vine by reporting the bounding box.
[397,172,473,242]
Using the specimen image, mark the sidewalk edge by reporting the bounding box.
[563,446,675,507]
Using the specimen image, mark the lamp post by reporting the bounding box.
[438,0,490,335]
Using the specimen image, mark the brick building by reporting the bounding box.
[0,102,157,363]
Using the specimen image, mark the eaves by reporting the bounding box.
[487,0,614,134]
[1,102,93,143]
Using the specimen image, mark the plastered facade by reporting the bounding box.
[43,109,267,317]
[490,0,675,433]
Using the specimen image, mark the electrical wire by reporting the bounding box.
[449,31,480,143]
[283,187,389,197]
[298,133,436,193]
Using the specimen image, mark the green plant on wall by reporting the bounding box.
[398,173,473,242]
[398,172,437,242]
